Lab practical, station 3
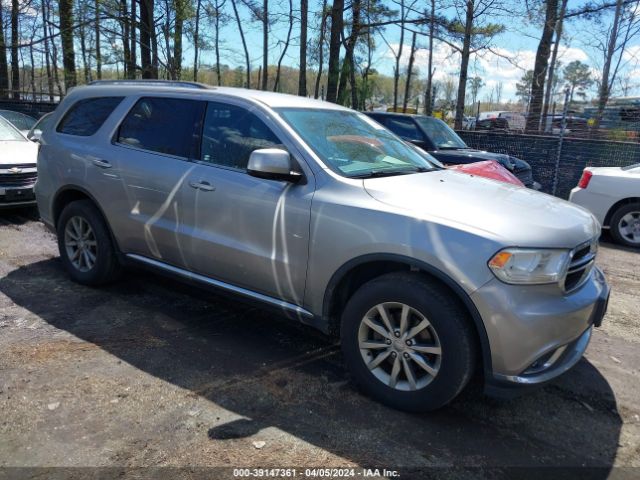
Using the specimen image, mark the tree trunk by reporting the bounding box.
[595,0,624,128]
[214,0,221,85]
[314,0,328,99]
[140,0,153,78]
[274,0,293,92]
[337,56,350,105]
[298,0,308,96]
[393,0,405,110]
[42,0,54,98]
[193,0,201,81]
[525,0,558,132]
[79,3,90,83]
[425,0,435,115]
[131,0,137,78]
[95,0,102,79]
[47,0,64,96]
[348,0,361,109]
[542,0,568,131]
[174,0,186,80]
[121,0,131,78]
[261,0,268,90]
[454,0,474,130]
[231,0,251,87]
[325,0,344,103]
[403,31,417,112]
[59,0,77,91]
[10,0,19,98]
[0,5,10,98]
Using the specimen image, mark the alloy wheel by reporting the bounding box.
[64,216,98,272]
[358,302,442,391]
[618,211,640,245]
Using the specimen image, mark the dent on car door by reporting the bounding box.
[108,96,206,266]
[180,101,314,305]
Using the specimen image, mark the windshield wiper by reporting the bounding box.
[351,166,434,178]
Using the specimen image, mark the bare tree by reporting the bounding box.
[403,31,417,112]
[231,0,251,87]
[326,0,344,102]
[59,0,77,90]
[193,0,202,81]
[10,0,19,97]
[424,0,436,115]
[542,0,568,129]
[298,0,308,95]
[313,0,328,99]
[262,0,268,89]
[526,0,558,132]
[274,0,294,92]
[0,3,9,97]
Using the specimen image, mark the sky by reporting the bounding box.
[194,0,640,102]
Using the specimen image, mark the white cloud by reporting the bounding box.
[382,41,591,101]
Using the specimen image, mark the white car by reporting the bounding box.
[570,164,640,248]
[0,116,39,208]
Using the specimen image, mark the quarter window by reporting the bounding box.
[57,97,124,136]
[117,97,205,158]
[200,102,282,170]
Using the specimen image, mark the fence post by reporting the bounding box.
[552,88,571,197]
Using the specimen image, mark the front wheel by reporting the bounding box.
[340,273,476,412]
[610,202,640,248]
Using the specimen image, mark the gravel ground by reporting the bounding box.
[0,207,639,478]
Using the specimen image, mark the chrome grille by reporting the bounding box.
[0,165,37,187]
[563,238,598,292]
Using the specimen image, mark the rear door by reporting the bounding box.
[104,96,206,266]
[179,100,314,305]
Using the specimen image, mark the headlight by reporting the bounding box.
[488,248,570,285]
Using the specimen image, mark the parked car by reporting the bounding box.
[364,112,540,189]
[0,116,38,208]
[0,110,37,136]
[478,111,526,131]
[36,81,609,412]
[27,112,54,143]
[475,117,510,131]
[570,164,640,248]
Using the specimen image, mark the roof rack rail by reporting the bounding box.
[87,80,210,90]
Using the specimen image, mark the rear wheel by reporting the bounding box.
[340,272,476,412]
[57,200,122,285]
[610,202,640,248]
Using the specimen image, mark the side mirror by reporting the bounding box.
[28,130,42,142]
[247,148,302,183]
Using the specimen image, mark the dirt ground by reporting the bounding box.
[1,207,639,478]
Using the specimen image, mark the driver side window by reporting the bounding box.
[200,102,283,170]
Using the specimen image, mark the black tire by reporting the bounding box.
[340,272,476,412]
[56,200,122,285]
[610,202,640,248]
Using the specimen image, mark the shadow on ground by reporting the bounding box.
[0,256,623,472]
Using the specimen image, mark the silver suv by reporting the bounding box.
[35,81,610,411]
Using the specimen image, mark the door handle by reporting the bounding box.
[90,157,112,169]
[189,180,215,191]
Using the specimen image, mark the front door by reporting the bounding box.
[180,101,314,305]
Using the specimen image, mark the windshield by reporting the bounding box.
[0,117,26,141]
[0,110,37,131]
[276,108,440,178]
[414,117,467,149]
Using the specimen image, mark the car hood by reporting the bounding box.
[363,169,599,248]
[0,140,38,165]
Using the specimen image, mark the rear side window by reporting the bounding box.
[117,97,205,158]
[57,97,124,136]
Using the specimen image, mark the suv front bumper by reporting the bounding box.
[471,266,609,396]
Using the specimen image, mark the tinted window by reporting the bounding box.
[381,117,423,141]
[200,102,282,170]
[117,97,205,158]
[57,97,124,136]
